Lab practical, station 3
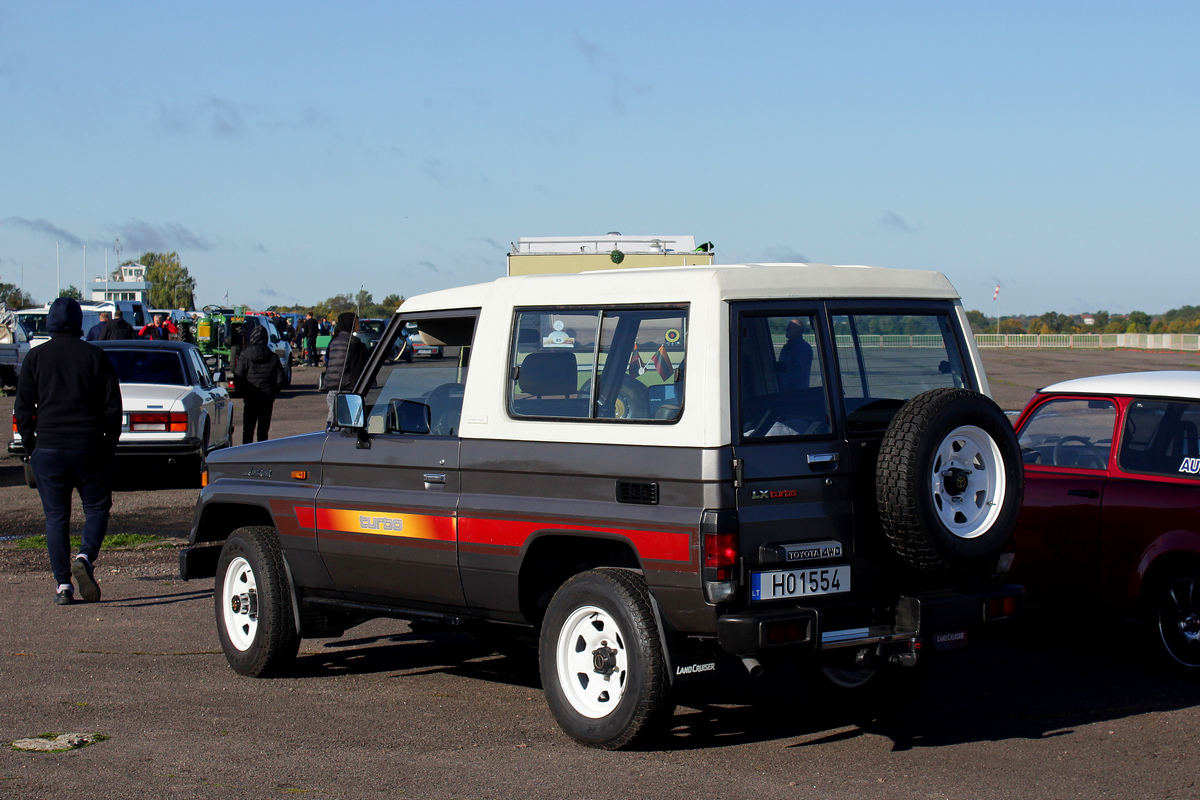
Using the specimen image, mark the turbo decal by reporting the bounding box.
[297,506,455,541]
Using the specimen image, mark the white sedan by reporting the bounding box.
[9,340,234,486]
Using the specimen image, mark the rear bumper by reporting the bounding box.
[716,583,1024,657]
[8,438,203,458]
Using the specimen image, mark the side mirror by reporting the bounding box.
[335,393,366,429]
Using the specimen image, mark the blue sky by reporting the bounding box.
[1,1,1197,316]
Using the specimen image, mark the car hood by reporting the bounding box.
[121,384,191,411]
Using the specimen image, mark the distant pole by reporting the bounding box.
[56,242,60,297]
[993,284,1001,335]
[83,245,87,300]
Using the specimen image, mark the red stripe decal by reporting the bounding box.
[294,505,315,529]
[458,517,691,562]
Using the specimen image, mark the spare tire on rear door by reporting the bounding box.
[876,388,1023,576]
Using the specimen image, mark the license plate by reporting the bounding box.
[751,565,850,601]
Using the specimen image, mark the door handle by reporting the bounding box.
[423,473,446,491]
[807,453,839,470]
[1067,489,1099,499]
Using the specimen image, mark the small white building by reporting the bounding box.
[91,262,151,303]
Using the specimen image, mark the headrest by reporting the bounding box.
[518,351,578,397]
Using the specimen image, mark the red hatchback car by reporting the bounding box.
[1009,371,1200,672]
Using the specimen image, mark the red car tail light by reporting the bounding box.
[129,412,188,432]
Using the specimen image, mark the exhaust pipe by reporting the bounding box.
[740,657,763,678]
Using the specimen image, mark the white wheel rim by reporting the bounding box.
[221,556,259,652]
[555,605,629,719]
[930,424,1005,539]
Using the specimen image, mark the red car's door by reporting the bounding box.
[1010,396,1119,602]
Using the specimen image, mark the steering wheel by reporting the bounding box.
[1052,435,1106,469]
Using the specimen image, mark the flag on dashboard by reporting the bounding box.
[650,344,673,381]
[628,349,644,378]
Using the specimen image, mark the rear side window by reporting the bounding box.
[1119,399,1200,479]
[738,314,832,438]
[832,313,967,434]
[509,306,687,422]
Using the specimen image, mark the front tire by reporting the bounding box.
[539,568,672,749]
[215,526,300,677]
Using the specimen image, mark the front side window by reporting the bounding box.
[360,315,477,436]
[738,314,832,438]
[832,313,968,434]
[1119,399,1200,479]
[1018,398,1117,470]
[509,306,687,422]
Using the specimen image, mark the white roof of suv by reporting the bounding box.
[401,263,960,314]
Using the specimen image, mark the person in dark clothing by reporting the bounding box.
[324,311,367,424]
[233,325,286,444]
[777,317,814,392]
[301,312,320,366]
[86,311,112,341]
[99,309,136,340]
[15,297,122,605]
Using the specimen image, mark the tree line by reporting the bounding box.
[967,308,1200,336]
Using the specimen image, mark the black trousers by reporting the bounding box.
[242,390,276,444]
[30,447,113,585]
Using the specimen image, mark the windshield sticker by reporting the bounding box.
[542,319,575,348]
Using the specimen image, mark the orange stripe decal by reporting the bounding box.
[309,507,456,541]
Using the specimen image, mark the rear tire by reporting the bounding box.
[539,568,672,749]
[1154,572,1200,672]
[215,526,300,677]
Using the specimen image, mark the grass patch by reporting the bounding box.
[15,533,171,550]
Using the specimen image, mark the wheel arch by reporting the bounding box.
[517,533,643,626]
[194,500,277,545]
[1135,544,1200,612]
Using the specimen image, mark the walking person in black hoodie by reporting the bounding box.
[323,311,367,425]
[15,297,122,605]
[233,325,286,444]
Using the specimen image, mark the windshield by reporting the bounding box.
[17,313,48,336]
[104,350,187,386]
[359,320,386,335]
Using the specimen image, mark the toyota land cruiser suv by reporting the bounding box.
[182,262,1024,749]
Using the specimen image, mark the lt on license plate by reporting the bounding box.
[751,565,850,601]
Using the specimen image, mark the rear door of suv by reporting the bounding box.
[731,304,855,613]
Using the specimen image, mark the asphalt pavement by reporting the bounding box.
[3,353,1200,799]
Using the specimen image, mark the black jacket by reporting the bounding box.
[301,318,320,340]
[15,333,122,454]
[233,327,285,397]
[324,331,366,393]
[99,319,136,340]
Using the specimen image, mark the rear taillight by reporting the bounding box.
[701,509,740,603]
[129,412,188,432]
[704,533,738,581]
